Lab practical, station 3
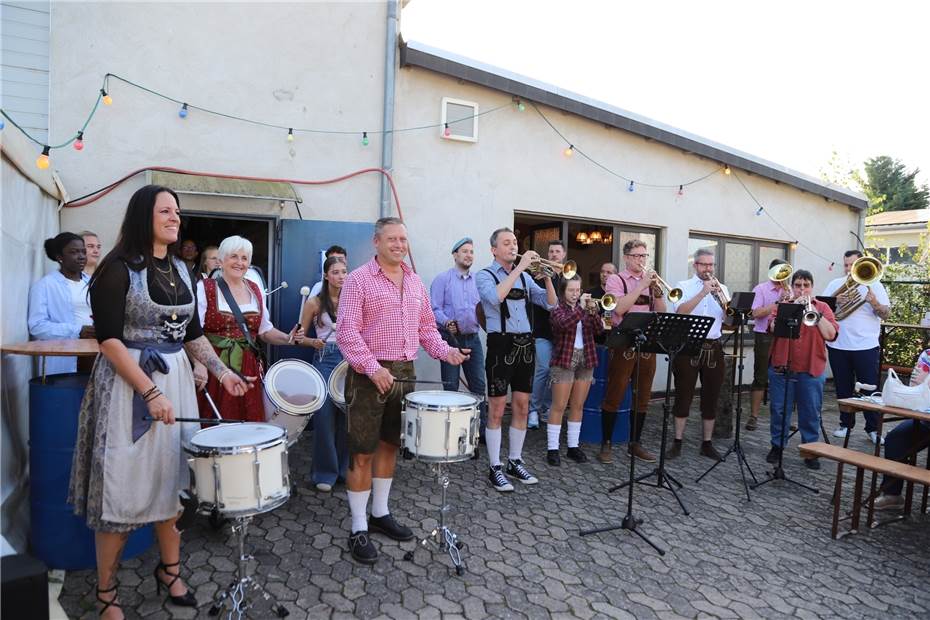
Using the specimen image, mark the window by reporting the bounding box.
[440,97,478,142]
[688,233,788,294]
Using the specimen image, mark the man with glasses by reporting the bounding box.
[588,262,618,346]
[667,248,728,461]
[598,239,666,464]
[746,258,792,431]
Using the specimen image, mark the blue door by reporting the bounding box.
[271,219,376,363]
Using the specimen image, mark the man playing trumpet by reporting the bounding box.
[668,248,729,461]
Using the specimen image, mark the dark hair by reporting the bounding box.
[844,249,863,259]
[325,245,347,257]
[317,256,347,327]
[558,274,582,300]
[791,269,814,285]
[623,239,646,254]
[769,258,787,269]
[548,239,565,250]
[91,185,181,288]
[43,232,83,261]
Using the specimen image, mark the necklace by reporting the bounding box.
[153,259,180,319]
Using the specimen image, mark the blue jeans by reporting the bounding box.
[531,338,553,417]
[440,331,487,432]
[311,344,348,485]
[768,368,825,448]
[827,346,880,432]
[881,420,930,495]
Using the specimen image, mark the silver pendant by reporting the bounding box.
[172,312,178,320]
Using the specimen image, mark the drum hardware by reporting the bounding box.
[144,416,246,425]
[404,462,467,576]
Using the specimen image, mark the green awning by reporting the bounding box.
[149,171,302,203]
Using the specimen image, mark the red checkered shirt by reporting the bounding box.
[549,301,604,369]
[337,256,452,376]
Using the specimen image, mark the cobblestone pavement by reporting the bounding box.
[61,385,930,619]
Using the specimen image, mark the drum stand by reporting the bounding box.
[403,462,467,576]
[209,517,289,619]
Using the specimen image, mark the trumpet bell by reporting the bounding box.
[562,260,578,280]
[597,293,618,312]
[768,262,793,283]
[668,288,683,303]
[850,256,883,286]
[802,309,822,327]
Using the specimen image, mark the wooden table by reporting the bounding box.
[1,339,99,381]
[837,397,930,526]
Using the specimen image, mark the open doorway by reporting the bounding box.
[179,213,275,286]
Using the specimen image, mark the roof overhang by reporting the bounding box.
[400,40,868,211]
[148,171,302,203]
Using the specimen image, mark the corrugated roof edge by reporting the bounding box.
[400,40,868,211]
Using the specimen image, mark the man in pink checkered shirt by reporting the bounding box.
[336,217,469,565]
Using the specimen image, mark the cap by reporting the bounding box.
[451,237,473,253]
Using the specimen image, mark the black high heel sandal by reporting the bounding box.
[153,561,197,607]
[96,582,123,618]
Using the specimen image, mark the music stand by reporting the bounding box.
[751,302,819,494]
[695,292,759,500]
[580,311,664,554]
[607,312,713,517]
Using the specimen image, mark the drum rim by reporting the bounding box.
[327,360,349,405]
[404,389,479,411]
[185,423,286,454]
[194,489,290,518]
[265,358,326,415]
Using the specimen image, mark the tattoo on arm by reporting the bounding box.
[184,336,227,378]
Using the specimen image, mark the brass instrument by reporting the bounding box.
[800,295,822,327]
[768,262,793,292]
[592,293,618,312]
[650,272,683,302]
[515,253,578,279]
[709,277,730,313]
[831,256,884,320]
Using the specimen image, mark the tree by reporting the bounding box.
[856,156,930,214]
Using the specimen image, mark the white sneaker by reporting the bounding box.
[527,410,539,429]
[315,482,332,492]
[868,431,885,445]
[832,427,849,438]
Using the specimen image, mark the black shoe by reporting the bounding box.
[547,449,561,466]
[766,446,782,464]
[666,440,682,460]
[153,561,197,607]
[348,531,378,564]
[566,447,588,463]
[488,465,514,492]
[368,513,414,541]
[700,441,722,462]
[506,459,539,484]
[804,458,821,470]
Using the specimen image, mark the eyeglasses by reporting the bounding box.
[625,253,649,259]
[694,262,715,267]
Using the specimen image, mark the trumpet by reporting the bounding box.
[831,256,883,320]
[515,253,577,279]
[709,277,730,313]
[650,272,683,302]
[768,262,793,292]
[590,293,618,312]
[798,295,822,327]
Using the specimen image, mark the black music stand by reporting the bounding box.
[695,292,759,500]
[607,312,713,517]
[580,312,664,554]
[751,302,819,494]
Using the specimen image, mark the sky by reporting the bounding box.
[402,0,930,188]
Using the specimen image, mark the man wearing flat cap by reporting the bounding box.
[430,237,487,440]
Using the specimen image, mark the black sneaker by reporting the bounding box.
[565,447,587,463]
[488,465,514,492]
[348,531,378,564]
[666,440,682,460]
[547,449,561,466]
[766,446,782,464]
[700,441,722,462]
[803,458,821,470]
[368,514,414,541]
[506,459,538,485]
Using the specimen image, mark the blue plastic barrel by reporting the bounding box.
[29,373,154,570]
[580,346,632,444]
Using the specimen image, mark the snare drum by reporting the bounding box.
[401,391,480,463]
[328,360,349,412]
[185,423,289,517]
[263,359,326,445]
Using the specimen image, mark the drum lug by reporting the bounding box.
[252,447,263,511]
[213,459,223,510]
[187,458,197,497]
[281,447,290,489]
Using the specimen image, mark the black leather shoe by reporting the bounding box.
[348,531,378,564]
[368,513,414,541]
[700,441,722,462]
[565,447,587,463]
[804,457,821,470]
[766,446,782,464]
[547,449,561,466]
[666,440,682,460]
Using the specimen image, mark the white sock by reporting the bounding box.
[347,489,370,533]
[567,421,582,448]
[370,477,392,518]
[547,424,561,450]
[509,427,526,461]
[485,427,502,467]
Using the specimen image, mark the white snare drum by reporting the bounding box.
[185,423,289,517]
[328,360,349,412]
[402,391,480,463]
[263,359,326,445]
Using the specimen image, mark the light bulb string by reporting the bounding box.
[1,89,104,149]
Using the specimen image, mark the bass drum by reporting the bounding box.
[328,360,349,412]
[263,358,326,445]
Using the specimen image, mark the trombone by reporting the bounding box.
[650,272,683,302]
[831,256,884,320]
[515,253,578,279]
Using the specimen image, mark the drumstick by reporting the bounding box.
[143,415,245,424]
[202,389,224,420]
[290,285,311,344]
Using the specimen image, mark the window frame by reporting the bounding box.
[440,96,479,143]
[688,232,789,295]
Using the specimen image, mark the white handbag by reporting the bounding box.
[880,368,930,411]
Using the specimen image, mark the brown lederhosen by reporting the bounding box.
[602,349,656,414]
[672,339,725,419]
[346,360,416,456]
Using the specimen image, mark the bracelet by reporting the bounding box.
[218,369,233,384]
[144,389,162,403]
[141,385,159,399]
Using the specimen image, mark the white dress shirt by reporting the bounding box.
[673,275,730,340]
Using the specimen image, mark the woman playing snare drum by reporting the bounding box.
[299,255,349,491]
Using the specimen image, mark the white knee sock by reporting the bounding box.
[370,477,392,518]
[347,489,370,533]
[485,427,502,467]
[547,424,561,450]
[567,421,582,448]
[509,427,527,461]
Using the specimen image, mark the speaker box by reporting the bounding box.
[1,554,49,620]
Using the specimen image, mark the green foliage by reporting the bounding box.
[858,156,930,215]
[882,261,930,368]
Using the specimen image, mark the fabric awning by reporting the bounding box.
[149,171,302,203]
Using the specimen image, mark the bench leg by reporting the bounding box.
[923,452,929,514]
[831,462,844,507]
[831,462,844,539]
[851,467,865,533]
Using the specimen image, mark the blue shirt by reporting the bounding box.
[27,270,91,375]
[475,260,553,334]
[430,267,480,335]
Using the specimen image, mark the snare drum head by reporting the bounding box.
[264,359,326,415]
[405,390,478,409]
[190,422,284,449]
[328,360,348,404]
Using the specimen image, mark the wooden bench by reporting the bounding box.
[799,442,930,539]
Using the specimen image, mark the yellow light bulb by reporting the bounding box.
[103,95,112,106]
[36,148,50,170]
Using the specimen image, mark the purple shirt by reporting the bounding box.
[430,267,480,335]
[751,280,784,333]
